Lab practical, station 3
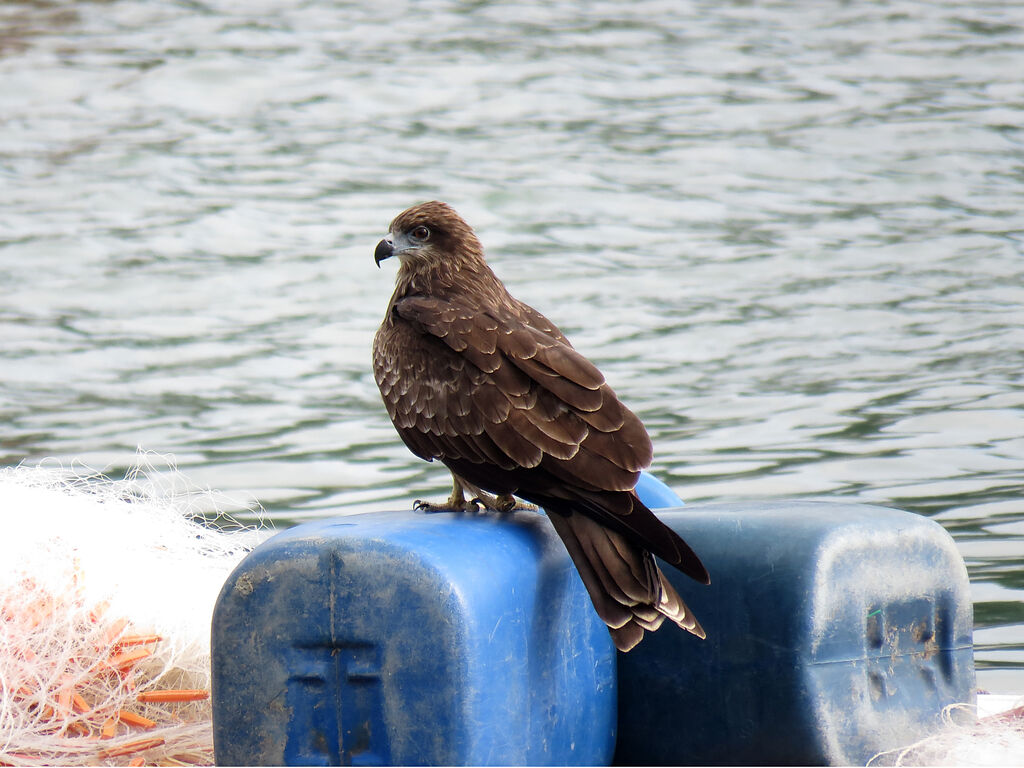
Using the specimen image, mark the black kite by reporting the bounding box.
[372,201,708,651]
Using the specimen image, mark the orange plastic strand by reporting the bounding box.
[72,692,90,714]
[107,647,153,671]
[136,689,209,703]
[57,687,73,719]
[70,558,84,594]
[66,721,90,737]
[983,704,1024,724]
[117,634,163,648]
[89,599,111,623]
[128,758,145,767]
[100,717,118,740]
[118,710,158,729]
[102,617,131,645]
[97,737,165,759]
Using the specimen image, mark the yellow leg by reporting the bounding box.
[414,473,539,513]
[414,474,475,512]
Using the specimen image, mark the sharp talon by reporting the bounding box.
[493,493,533,512]
[469,497,485,512]
[414,498,464,513]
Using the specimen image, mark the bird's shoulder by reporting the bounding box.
[376,288,654,490]
[506,296,572,347]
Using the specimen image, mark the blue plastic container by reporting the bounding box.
[211,507,619,766]
[213,484,974,766]
[613,500,975,766]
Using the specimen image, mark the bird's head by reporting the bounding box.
[374,201,485,276]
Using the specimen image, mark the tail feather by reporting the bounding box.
[547,510,634,630]
[609,622,645,652]
[547,509,705,652]
[578,521,650,605]
[565,488,710,586]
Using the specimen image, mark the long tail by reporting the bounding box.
[547,509,705,652]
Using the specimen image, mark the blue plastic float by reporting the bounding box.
[211,473,974,766]
[614,500,974,765]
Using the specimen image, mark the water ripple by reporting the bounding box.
[1,0,1022,690]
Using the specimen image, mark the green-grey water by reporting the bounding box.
[1,0,1022,693]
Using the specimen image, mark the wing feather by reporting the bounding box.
[578,423,651,472]
[383,293,653,492]
[484,417,545,467]
[510,355,605,412]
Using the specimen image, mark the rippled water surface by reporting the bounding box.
[2,0,1022,692]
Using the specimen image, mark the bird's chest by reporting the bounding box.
[372,318,465,413]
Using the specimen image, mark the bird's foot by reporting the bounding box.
[413,497,483,513]
[414,475,537,514]
[414,480,483,513]
[470,491,537,513]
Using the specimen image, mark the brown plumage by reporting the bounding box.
[372,201,709,651]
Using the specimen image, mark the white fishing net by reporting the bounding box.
[0,459,265,766]
[1,459,1020,766]
[869,701,1024,767]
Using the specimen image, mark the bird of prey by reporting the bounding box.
[372,201,709,651]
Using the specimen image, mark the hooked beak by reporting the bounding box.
[374,237,394,267]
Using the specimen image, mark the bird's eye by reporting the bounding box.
[411,225,430,241]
